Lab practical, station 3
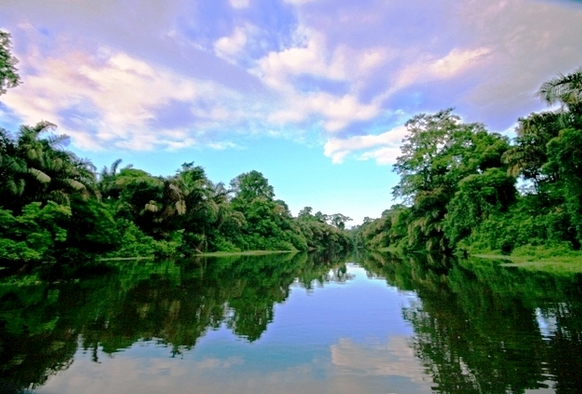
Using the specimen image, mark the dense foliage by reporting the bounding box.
[0,31,351,266]
[354,66,582,256]
[0,147,352,264]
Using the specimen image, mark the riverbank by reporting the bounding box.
[374,244,582,275]
[473,254,582,275]
[196,250,297,257]
[96,250,296,261]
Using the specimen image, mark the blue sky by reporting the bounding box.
[1,0,582,225]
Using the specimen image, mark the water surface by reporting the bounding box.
[1,252,581,393]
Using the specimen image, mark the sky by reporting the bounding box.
[1,0,582,225]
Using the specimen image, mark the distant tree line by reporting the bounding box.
[354,66,582,256]
[0,31,351,266]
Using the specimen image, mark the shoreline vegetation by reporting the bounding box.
[353,65,582,273]
[0,31,352,268]
[473,253,582,275]
[95,250,296,262]
[1,30,582,273]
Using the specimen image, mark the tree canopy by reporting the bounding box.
[355,66,582,256]
[0,30,20,96]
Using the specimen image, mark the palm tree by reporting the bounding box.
[0,30,20,96]
[501,112,562,188]
[537,66,582,109]
[0,128,27,209]
[537,66,582,130]
[110,167,165,235]
[98,158,123,200]
[1,122,97,211]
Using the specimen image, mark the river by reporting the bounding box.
[1,252,581,393]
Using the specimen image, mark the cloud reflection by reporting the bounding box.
[37,334,432,394]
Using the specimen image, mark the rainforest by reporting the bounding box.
[3,28,582,265]
[2,26,582,394]
[354,69,582,265]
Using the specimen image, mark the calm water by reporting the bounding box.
[1,252,582,393]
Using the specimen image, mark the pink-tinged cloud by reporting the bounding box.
[324,125,408,164]
[0,0,581,162]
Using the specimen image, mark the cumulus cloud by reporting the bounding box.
[392,47,492,92]
[324,125,408,164]
[1,0,582,163]
[214,26,249,63]
[254,27,390,88]
[268,92,380,132]
[252,27,388,133]
[229,0,250,9]
[2,37,265,151]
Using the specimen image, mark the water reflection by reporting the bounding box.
[1,251,582,393]
[360,252,582,394]
[0,252,350,392]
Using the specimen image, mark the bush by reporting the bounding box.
[0,202,71,264]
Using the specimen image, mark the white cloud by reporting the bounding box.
[229,0,250,9]
[270,93,379,134]
[253,27,390,87]
[2,0,582,165]
[358,146,403,165]
[252,27,387,133]
[324,125,408,164]
[283,0,318,5]
[357,47,391,76]
[214,26,248,62]
[254,29,344,86]
[2,39,262,151]
[269,91,379,132]
[392,47,491,92]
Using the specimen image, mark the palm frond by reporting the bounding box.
[111,159,122,175]
[537,66,582,107]
[47,190,70,206]
[45,133,70,149]
[175,200,187,215]
[167,183,183,199]
[144,200,159,213]
[28,167,51,183]
[65,179,87,191]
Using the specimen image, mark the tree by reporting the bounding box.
[0,30,20,96]
[0,127,27,207]
[502,112,562,190]
[537,66,582,114]
[98,159,124,200]
[444,168,515,248]
[545,127,582,243]
[297,206,314,220]
[229,170,275,205]
[0,122,97,212]
[329,213,352,230]
[110,167,166,237]
[0,202,71,264]
[393,109,462,203]
[391,109,512,251]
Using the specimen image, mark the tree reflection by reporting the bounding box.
[361,252,582,394]
[0,252,350,392]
